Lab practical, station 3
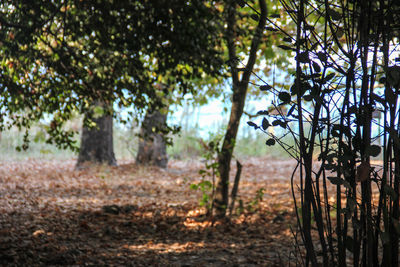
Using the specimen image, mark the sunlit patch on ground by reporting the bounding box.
[123,240,208,254]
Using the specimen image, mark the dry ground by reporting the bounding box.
[0,157,302,266]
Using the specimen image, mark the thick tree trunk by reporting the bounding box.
[76,104,116,168]
[136,110,168,168]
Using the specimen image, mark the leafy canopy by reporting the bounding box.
[0,0,224,149]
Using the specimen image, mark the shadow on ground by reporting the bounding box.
[0,203,297,266]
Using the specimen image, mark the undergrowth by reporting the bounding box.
[0,122,291,161]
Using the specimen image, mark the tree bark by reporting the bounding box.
[136,109,168,168]
[76,103,116,169]
[214,0,267,217]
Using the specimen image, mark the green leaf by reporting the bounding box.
[34,131,46,143]
[266,27,278,32]
[327,8,342,21]
[336,27,344,38]
[366,145,381,157]
[296,52,310,63]
[236,0,246,8]
[304,24,315,31]
[247,121,258,129]
[200,180,213,189]
[260,84,272,91]
[250,14,259,21]
[287,104,296,117]
[272,120,287,129]
[257,110,269,115]
[312,61,321,73]
[303,95,314,101]
[200,194,209,206]
[269,14,280,18]
[278,45,295,51]
[278,91,291,103]
[331,128,340,137]
[386,66,400,88]
[323,73,335,83]
[283,37,292,43]
[328,176,344,185]
[317,52,327,62]
[40,149,52,154]
[266,138,275,146]
[93,106,105,118]
[262,118,270,130]
[190,184,198,190]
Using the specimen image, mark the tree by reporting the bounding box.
[213,0,267,217]
[76,102,116,168]
[0,1,224,156]
[134,82,171,168]
[136,109,169,168]
[74,1,226,168]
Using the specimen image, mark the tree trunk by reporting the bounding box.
[213,0,267,217]
[136,110,168,168]
[76,104,116,168]
[215,82,247,216]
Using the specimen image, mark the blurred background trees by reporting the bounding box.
[0,0,224,166]
[0,0,293,216]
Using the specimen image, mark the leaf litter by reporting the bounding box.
[0,157,301,266]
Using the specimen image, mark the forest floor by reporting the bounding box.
[0,157,304,266]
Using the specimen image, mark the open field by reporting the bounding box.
[0,157,302,266]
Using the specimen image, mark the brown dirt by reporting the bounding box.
[0,157,302,266]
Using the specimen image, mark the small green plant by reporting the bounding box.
[236,199,245,215]
[190,180,213,208]
[247,187,265,212]
[235,187,265,215]
[190,135,222,215]
[233,188,265,216]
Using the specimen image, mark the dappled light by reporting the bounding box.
[0,158,298,266]
[2,0,399,265]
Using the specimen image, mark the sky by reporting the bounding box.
[167,93,273,140]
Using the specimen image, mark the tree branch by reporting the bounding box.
[225,0,239,88]
[241,0,267,84]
